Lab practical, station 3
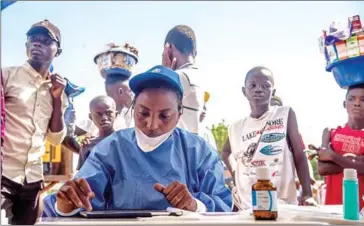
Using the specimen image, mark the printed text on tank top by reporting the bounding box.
[237,107,288,175]
[241,118,285,142]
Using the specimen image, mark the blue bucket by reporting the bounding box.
[326,56,364,88]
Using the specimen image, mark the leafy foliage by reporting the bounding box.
[310,158,322,180]
[211,120,229,156]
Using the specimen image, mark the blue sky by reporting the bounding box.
[1,1,363,146]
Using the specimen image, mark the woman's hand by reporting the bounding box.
[56,178,95,213]
[154,181,197,211]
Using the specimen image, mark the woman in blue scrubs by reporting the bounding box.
[52,65,232,216]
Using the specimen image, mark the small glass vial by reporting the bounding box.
[252,167,278,220]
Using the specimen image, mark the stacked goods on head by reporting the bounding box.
[94,43,139,79]
[318,15,364,88]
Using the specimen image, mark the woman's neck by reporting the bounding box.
[250,104,270,119]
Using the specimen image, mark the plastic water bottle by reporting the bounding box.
[343,168,359,220]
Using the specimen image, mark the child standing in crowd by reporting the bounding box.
[1,20,67,225]
[76,72,134,137]
[222,66,315,210]
[63,73,134,153]
[76,96,117,170]
[318,84,364,210]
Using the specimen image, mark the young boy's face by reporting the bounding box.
[345,87,364,120]
[89,99,117,132]
[243,70,275,107]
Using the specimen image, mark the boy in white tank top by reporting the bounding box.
[222,66,316,210]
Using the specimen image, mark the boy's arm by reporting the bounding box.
[318,127,343,176]
[317,127,364,175]
[286,108,313,201]
[222,137,235,186]
[330,153,364,175]
[318,161,343,175]
[61,136,81,154]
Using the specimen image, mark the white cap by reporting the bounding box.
[256,167,270,180]
[343,168,358,181]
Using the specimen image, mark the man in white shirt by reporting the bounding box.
[162,25,204,134]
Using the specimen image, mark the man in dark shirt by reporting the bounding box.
[74,95,117,170]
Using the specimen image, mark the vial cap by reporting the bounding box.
[343,168,358,181]
[256,167,270,180]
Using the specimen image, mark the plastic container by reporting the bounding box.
[343,168,359,221]
[326,55,364,88]
[252,167,278,220]
[94,44,139,79]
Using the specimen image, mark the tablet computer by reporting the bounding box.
[79,210,183,219]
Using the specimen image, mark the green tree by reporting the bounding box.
[211,120,229,156]
[310,158,322,180]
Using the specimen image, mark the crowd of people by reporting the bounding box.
[0,19,363,225]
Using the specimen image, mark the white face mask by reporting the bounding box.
[135,127,173,152]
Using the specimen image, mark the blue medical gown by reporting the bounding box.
[74,128,231,213]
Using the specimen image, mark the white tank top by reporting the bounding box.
[228,106,297,210]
